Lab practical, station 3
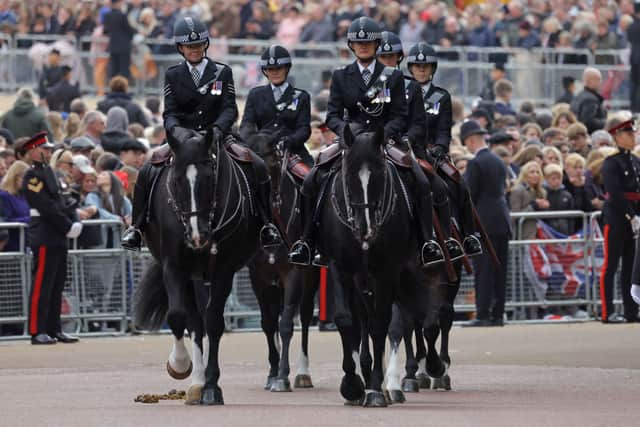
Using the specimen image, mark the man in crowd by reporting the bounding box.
[97,76,149,127]
[22,132,82,344]
[567,122,590,157]
[493,79,516,116]
[45,66,80,113]
[600,119,640,323]
[38,48,63,102]
[102,0,135,79]
[118,138,147,170]
[571,67,607,133]
[70,136,95,158]
[556,76,576,105]
[81,111,106,146]
[462,120,511,327]
[0,88,52,139]
[479,62,506,101]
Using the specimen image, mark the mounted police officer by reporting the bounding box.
[405,42,482,256]
[288,18,446,267]
[239,45,313,167]
[23,132,82,345]
[121,16,281,251]
[601,119,640,323]
[377,31,463,262]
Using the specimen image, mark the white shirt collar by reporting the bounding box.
[421,82,432,93]
[186,58,208,81]
[271,81,289,94]
[357,60,376,75]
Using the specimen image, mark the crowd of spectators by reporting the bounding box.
[0,0,635,61]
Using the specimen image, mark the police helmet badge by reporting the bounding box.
[383,43,390,51]
[358,30,366,38]
[189,31,198,41]
[269,57,275,65]
[418,53,425,61]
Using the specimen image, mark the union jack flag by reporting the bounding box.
[524,220,603,300]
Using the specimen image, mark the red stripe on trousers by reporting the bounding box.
[319,268,327,321]
[29,246,47,335]
[600,225,610,320]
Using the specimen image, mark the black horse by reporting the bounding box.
[317,125,430,407]
[390,167,477,394]
[246,131,320,393]
[134,129,261,405]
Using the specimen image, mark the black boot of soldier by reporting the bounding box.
[288,194,315,266]
[257,180,283,248]
[121,166,151,251]
[410,163,444,267]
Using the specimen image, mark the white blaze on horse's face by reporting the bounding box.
[186,164,200,246]
[358,164,373,237]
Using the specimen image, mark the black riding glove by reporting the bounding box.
[397,136,411,152]
[278,136,292,151]
[212,126,224,144]
[429,145,448,162]
[171,126,195,143]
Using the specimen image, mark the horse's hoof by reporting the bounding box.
[270,378,292,392]
[402,378,420,393]
[166,360,192,380]
[184,384,202,405]
[383,389,392,405]
[294,374,314,388]
[416,373,431,389]
[363,390,388,408]
[340,374,365,402]
[388,389,406,404]
[264,376,276,390]
[200,385,224,405]
[432,374,451,391]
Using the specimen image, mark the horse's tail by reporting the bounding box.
[133,260,168,330]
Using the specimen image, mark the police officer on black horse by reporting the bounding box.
[287,17,447,267]
[240,44,313,167]
[23,132,83,345]
[121,16,281,251]
[404,41,482,257]
[376,31,465,262]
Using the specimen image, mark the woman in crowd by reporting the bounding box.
[509,160,548,239]
[512,144,544,168]
[542,145,563,169]
[563,152,591,212]
[522,122,543,144]
[551,110,577,130]
[0,161,31,251]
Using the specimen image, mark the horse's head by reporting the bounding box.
[342,124,387,240]
[167,127,217,250]
[247,131,283,172]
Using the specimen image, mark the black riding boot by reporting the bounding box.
[121,163,152,251]
[458,180,482,257]
[430,170,465,261]
[256,178,283,248]
[410,162,445,267]
[288,193,316,266]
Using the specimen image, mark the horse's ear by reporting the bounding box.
[342,124,354,147]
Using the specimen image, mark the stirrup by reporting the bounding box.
[260,224,282,248]
[312,253,328,268]
[463,235,483,257]
[445,238,465,261]
[288,240,312,266]
[121,227,143,252]
[421,241,445,267]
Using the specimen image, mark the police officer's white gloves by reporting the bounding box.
[631,215,640,235]
[66,222,83,239]
[632,284,640,305]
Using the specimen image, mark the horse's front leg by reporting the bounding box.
[163,263,193,382]
[294,267,319,389]
[363,284,392,408]
[385,303,407,403]
[201,271,234,405]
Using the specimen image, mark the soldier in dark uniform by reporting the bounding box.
[37,48,63,101]
[23,132,82,345]
[288,17,446,267]
[239,45,313,167]
[377,31,463,263]
[406,42,482,256]
[121,16,281,251]
[600,119,640,323]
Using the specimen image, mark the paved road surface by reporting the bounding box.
[1,323,638,427]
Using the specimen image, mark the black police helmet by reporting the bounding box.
[377,31,404,64]
[407,42,438,75]
[174,16,209,49]
[260,45,292,70]
[347,17,382,45]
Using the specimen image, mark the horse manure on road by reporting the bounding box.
[134,389,186,404]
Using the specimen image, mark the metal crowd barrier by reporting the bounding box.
[0,210,630,338]
[0,34,632,108]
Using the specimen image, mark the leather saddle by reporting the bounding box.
[287,154,310,181]
[150,144,172,165]
[149,140,255,165]
[385,145,412,169]
[316,143,342,166]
